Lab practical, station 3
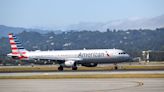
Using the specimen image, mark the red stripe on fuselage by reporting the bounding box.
[12,52,19,54]
[19,56,28,59]
[12,52,26,55]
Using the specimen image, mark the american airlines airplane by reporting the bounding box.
[7,33,132,71]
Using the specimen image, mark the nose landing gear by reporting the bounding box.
[114,63,118,70]
[58,66,63,71]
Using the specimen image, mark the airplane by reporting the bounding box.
[7,33,132,71]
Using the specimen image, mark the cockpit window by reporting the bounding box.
[119,52,126,54]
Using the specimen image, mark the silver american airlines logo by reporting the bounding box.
[78,52,105,58]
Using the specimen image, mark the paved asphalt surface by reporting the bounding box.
[0,78,164,92]
[0,70,164,76]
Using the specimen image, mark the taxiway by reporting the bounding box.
[0,78,164,92]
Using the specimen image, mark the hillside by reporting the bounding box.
[0,28,164,57]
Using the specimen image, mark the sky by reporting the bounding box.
[0,0,164,28]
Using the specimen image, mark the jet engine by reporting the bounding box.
[64,60,75,67]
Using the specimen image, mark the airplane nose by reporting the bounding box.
[125,54,132,61]
[127,55,133,61]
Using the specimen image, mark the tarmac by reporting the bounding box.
[0,70,164,76]
[0,78,164,92]
[0,70,164,92]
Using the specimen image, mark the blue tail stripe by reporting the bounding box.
[16,44,22,46]
[10,33,28,52]
[18,48,25,49]
[15,42,21,44]
[13,36,16,38]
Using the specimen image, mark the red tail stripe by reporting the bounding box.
[10,43,16,45]
[8,33,13,35]
[9,38,14,40]
[11,47,18,50]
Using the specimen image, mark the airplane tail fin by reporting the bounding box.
[8,33,28,59]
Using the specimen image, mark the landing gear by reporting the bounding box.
[58,66,63,71]
[72,66,78,70]
[114,63,118,70]
[57,65,78,71]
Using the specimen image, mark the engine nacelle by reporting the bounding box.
[81,63,98,67]
[64,60,75,67]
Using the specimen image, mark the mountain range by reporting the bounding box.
[0,25,61,37]
[0,14,164,37]
[62,15,164,31]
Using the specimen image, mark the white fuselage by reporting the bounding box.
[26,49,131,64]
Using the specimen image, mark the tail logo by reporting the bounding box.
[8,33,28,59]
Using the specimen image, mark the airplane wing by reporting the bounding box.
[33,57,83,63]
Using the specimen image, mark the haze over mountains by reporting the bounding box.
[0,25,61,37]
[0,14,164,37]
[62,14,164,31]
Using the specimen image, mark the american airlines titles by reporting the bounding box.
[78,52,104,58]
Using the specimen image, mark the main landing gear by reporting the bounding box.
[57,66,78,71]
[72,66,77,70]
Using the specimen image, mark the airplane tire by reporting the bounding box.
[114,66,118,70]
[58,66,63,71]
[72,66,77,70]
[114,63,118,70]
